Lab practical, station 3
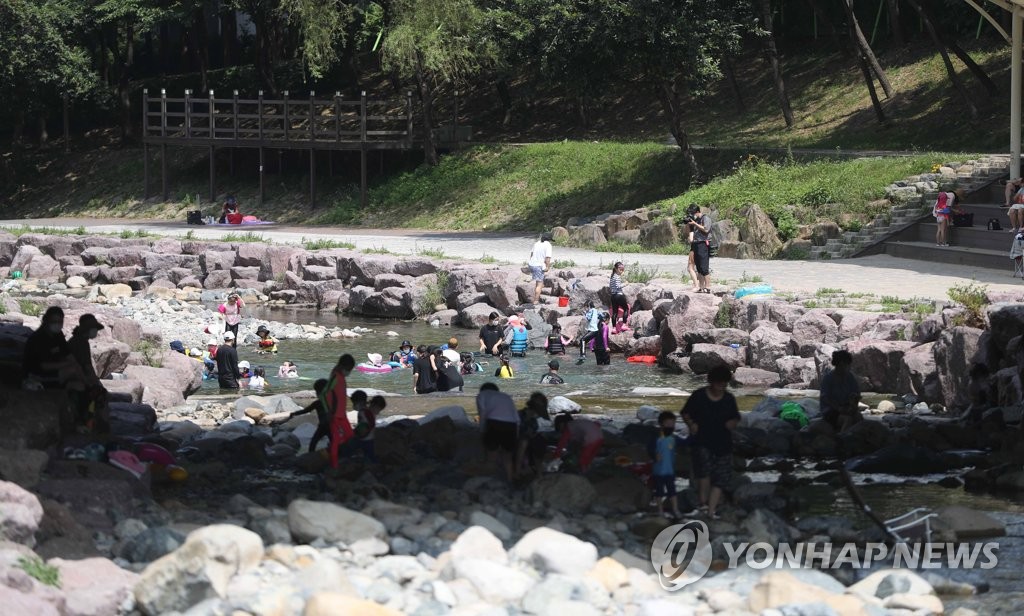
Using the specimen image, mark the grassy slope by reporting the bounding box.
[0,42,1008,229]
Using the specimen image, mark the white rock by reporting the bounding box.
[350,537,390,557]
[636,405,661,422]
[548,396,582,414]
[877,400,896,413]
[468,511,512,542]
[66,276,88,289]
[450,526,508,565]
[883,592,944,613]
[848,568,935,599]
[631,387,689,397]
[287,499,388,545]
[511,527,598,575]
[455,559,536,603]
[0,480,44,547]
[418,405,472,426]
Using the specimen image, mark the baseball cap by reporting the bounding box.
[222,331,235,340]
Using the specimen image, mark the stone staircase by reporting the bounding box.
[808,155,1012,261]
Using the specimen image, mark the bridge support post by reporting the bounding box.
[258,147,265,206]
[1013,8,1022,178]
[161,144,168,201]
[209,145,216,202]
[310,149,316,208]
[143,143,150,199]
[360,147,368,210]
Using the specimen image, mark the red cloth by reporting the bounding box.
[327,369,354,468]
[226,212,244,224]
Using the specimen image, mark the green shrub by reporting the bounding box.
[17,557,60,588]
[18,299,40,316]
[417,246,447,259]
[948,282,989,328]
[551,259,577,268]
[714,301,733,328]
[478,254,499,264]
[738,271,764,284]
[363,246,393,255]
[417,271,450,316]
[135,341,164,368]
[221,231,267,243]
[303,237,356,250]
[593,240,646,254]
[119,229,153,239]
[625,263,659,284]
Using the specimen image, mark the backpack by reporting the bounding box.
[779,402,809,429]
[988,218,1003,231]
[186,210,204,225]
[705,213,720,257]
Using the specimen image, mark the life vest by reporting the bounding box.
[509,326,529,355]
[547,335,565,355]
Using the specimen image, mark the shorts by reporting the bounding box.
[692,447,732,488]
[935,214,950,222]
[530,266,545,282]
[652,475,677,497]
[1011,204,1024,211]
[692,241,710,276]
[483,420,518,453]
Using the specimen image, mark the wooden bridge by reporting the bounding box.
[141,88,452,208]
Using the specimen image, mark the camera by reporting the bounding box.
[681,215,695,225]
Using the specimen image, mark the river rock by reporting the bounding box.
[934,326,984,410]
[776,355,815,386]
[688,343,745,374]
[638,218,677,249]
[0,480,43,547]
[134,525,264,615]
[531,474,596,512]
[51,557,140,616]
[467,512,512,542]
[898,342,940,403]
[460,303,497,328]
[749,571,866,614]
[549,396,582,414]
[450,526,508,565]
[847,339,916,394]
[738,204,783,259]
[0,448,48,489]
[848,568,935,599]
[510,527,597,575]
[731,367,780,388]
[933,505,1005,539]
[790,310,839,354]
[748,325,790,371]
[304,593,401,616]
[287,499,387,544]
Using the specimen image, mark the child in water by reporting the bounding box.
[495,354,515,378]
[278,361,299,378]
[594,313,611,366]
[248,366,267,390]
[545,324,571,356]
[255,325,278,354]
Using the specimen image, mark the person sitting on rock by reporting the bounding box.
[681,364,740,521]
[539,360,564,385]
[23,306,85,391]
[477,383,520,482]
[215,331,240,390]
[255,325,278,354]
[820,350,862,432]
[67,314,110,432]
[517,392,550,477]
[552,414,604,473]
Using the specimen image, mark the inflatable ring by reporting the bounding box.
[627,355,658,364]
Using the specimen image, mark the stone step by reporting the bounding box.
[882,240,1008,270]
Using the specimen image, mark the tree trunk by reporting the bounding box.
[722,55,747,113]
[12,108,25,144]
[758,0,794,128]
[37,114,48,145]
[845,0,894,99]
[255,17,277,94]
[885,0,904,47]
[844,1,886,122]
[496,79,515,125]
[222,9,237,68]
[904,0,979,119]
[655,78,700,178]
[948,36,999,97]
[118,21,136,143]
[192,8,210,93]
[803,0,849,57]
[415,58,439,166]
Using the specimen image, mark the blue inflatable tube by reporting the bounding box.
[734,284,774,299]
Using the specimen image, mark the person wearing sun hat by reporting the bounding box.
[67,314,110,430]
[255,324,278,354]
[391,340,416,366]
[216,330,240,389]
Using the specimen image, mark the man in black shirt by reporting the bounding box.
[216,331,240,389]
[682,364,740,520]
[413,345,438,394]
[478,312,504,356]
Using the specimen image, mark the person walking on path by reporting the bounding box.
[215,331,240,390]
[681,365,740,520]
[528,232,553,305]
[685,204,713,294]
[609,262,631,333]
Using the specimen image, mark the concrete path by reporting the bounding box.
[3,217,1022,300]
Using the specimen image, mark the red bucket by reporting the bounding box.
[558,296,569,307]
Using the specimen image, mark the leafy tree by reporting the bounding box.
[380,0,499,165]
[0,0,94,143]
[281,0,357,79]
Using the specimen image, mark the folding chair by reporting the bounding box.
[884,508,937,543]
[1011,233,1024,279]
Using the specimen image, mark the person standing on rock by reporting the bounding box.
[218,293,244,344]
[608,262,631,333]
[215,331,240,390]
[413,345,438,394]
[820,350,863,432]
[67,314,110,431]
[528,232,553,305]
[517,392,550,477]
[477,383,520,482]
[327,354,356,468]
[685,204,713,294]
[479,312,504,356]
[651,411,686,520]
[681,364,740,520]
[576,302,601,363]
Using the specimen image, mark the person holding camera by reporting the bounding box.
[684,204,712,294]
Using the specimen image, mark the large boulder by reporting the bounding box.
[898,342,940,403]
[847,339,916,394]
[287,499,388,544]
[460,303,497,328]
[638,218,678,249]
[0,480,43,546]
[738,204,783,259]
[52,557,140,616]
[863,319,915,342]
[776,355,816,387]
[767,304,806,333]
[689,343,745,374]
[571,224,607,246]
[790,310,839,355]
[91,339,132,379]
[476,270,522,312]
[133,525,264,616]
[530,474,596,513]
[934,326,984,410]
[986,303,1024,369]
[732,367,781,388]
[569,276,608,309]
[748,324,791,371]
[510,527,598,575]
[349,256,398,286]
